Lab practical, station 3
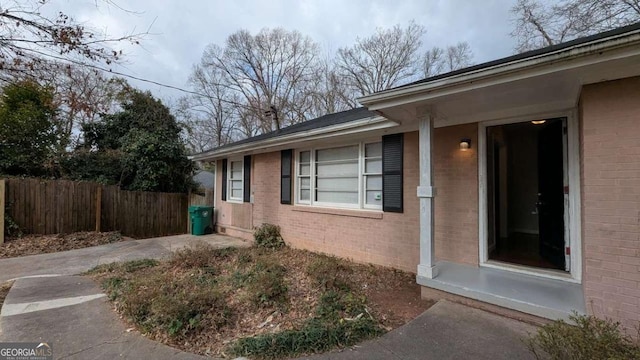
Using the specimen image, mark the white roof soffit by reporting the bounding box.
[359,27,640,111]
[191,115,397,161]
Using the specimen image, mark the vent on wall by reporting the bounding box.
[219,227,226,234]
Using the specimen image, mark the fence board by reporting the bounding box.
[3,178,188,238]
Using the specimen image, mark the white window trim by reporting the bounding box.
[294,141,382,211]
[226,157,244,203]
[477,109,582,284]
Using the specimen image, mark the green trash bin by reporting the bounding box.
[189,205,214,235]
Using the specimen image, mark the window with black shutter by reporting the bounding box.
[281,149,293,204]
[382,133,404,213]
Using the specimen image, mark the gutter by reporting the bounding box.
[359,27,640,109]
[190,115,396,161]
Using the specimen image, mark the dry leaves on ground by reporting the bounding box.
[0,232,124,258]
[89,245,434,358]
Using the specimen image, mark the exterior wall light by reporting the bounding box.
[531,120,546,125]
[460,138,471,151]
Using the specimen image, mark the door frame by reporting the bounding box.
[478,109,582,283]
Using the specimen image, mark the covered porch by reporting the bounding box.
[360,25,640,320]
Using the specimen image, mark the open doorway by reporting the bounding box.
[486,118,568,272]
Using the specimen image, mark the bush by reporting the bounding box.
[254,223,285,249]
[527,313,640,360]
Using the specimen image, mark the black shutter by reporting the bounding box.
[382,133,404,213]
[243,155,251,203]
[281,149,293,204]
[221,159,228,201]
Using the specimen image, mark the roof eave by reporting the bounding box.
[190,115,396,161]
[359,28,640,110]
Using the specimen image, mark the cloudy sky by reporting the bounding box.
[54,0,519,101]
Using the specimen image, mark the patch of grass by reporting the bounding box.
[246,258,288,308]
[230,291,382,360]
[527,313,640,360]
[169,244,237,272]
[230,255,380,359]
[115,272,231,338]
[230,317,383,360]
[254,223,285,249]
[0,281,14,312]
[306,254,352,291]
[86,258,159,274]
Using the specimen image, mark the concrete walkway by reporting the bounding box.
[0,234,249,282]
[0,275,210,359]
[300,301,537,360]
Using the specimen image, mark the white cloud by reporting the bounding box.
[50,0,519,100]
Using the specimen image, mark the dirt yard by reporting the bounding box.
[89,245,433,359]
[0,281,13,311]
[0,232,124,258]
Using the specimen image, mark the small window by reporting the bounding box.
[228,159,243,202]
[298,151,311,203]
[296,141,382,210]
[364,142,383,208]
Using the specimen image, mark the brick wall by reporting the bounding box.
[252,132,421,272]
[580,76,640,331]
[433,124,479,266]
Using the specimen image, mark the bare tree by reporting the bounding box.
[511,0,640,52]
[0,0,146,78]
[335,22,425,97]
[422,42,474,77]
[206,28,321,132]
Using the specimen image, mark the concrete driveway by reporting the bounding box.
[0,233,249,282]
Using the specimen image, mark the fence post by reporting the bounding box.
[186,190,191,234]
[95,185,102,232]
[0,179,4,244]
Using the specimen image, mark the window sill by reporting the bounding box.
[225,199,244,204]
[292,205,383,219]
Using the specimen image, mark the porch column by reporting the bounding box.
[417,112,438,279]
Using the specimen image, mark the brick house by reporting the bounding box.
[192,24,640,328]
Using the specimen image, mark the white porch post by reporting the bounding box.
[417,112,438,279]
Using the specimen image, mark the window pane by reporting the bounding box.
[300,164,310,176]
[366,175,382,190]
[231,180,243,190]
[300,189,310,201]
[300,151,310,163]
[316,161,358,177]
[316,190,358,204]
[231,170,242,180]
[231,189,243,199]
[300,177,310,189]
[365,142,382,158]
[365,159,382,174]
[366,190,383,205]
[231,161,242,171]
[316,145,358,162]
[316,177,358,192]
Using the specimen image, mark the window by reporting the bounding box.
[296,142,382,210]
[227,159,243,202]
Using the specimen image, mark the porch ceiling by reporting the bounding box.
[375,45,640,127]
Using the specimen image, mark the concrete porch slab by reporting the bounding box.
[417,261,585,321]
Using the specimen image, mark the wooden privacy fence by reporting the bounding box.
[0,178,212,240]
